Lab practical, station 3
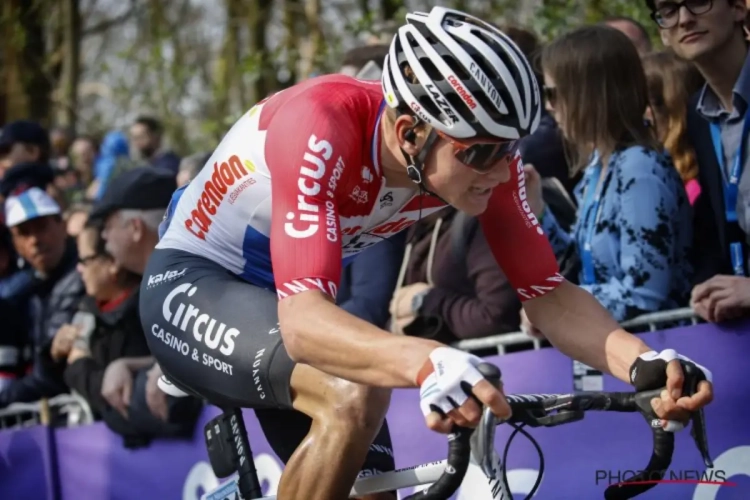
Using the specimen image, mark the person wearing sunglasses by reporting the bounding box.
[140,7,713,500]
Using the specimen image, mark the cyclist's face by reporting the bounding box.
[656,0,745,61]
[426,135,514,216]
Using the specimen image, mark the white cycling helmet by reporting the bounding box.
[382,7,541,141]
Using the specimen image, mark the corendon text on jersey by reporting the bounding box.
[186,155,248,240]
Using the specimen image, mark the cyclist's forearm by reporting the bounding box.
[278,291,440,387]
[524,280,651,383]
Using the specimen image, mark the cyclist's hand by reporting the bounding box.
[417,347,511,434]
[630,349,713,431]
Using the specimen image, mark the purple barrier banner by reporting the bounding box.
[19,321,750,498]
[0,424,57,499]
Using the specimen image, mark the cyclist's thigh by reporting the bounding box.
[139,248,295,409]
[255,408,396,475]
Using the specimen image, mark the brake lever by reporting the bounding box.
[632,362,713,468]
[473,363,502,479]
[681,362,713,468]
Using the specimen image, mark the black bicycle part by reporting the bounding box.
[499,360,710,500]
[401,363,502,500]
[204,408,263,500]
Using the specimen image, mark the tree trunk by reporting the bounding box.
[248,0,274,103]
[57,0,81,131]
[1,0,52,124]
[299,0,322,80]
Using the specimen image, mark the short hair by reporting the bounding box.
[179,151,211,181]
[496,24,540,62]
[604,16,652,49]
[133,116,163,135]
[341,44,390,72]
[73,134,100,152]
[119,208,164,233]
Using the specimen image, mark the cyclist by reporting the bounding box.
[140,7,714,500]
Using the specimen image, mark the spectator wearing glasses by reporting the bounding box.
[643,50,706,205]
[649,0,750,321]
[521,25,693,334]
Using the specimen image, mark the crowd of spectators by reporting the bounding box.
[0,1,748,449]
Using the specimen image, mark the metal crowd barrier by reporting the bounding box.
[0,392,94,430]
[453,307,699,355]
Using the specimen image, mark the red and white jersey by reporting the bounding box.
[157,75,562,301]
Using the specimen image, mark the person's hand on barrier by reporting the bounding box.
[519,308,544,339]
[389,282,432,334]
[146,363,169,421]
[522,164,545,218]
[418,347,511,434]
[101,359,134,418]
[690,275,750,322]
[51,324,80,361]
[630,349,714,431]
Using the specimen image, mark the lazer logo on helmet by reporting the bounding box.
[514,159,543,235]
[447,75,477,110]
[284,134,334,239]
[185,155,249,241]
[424,84,459,124]
[161,283,240,355]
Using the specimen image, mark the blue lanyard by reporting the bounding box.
[580,161,604,285]
[709,110,750,276]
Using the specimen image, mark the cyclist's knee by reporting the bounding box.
[324,381,391,432]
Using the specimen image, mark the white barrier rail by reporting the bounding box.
[0,392,94,430]
[453,307,699,355]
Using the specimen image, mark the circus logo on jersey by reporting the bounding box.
[184,155,253,240]
[285,134,338,240]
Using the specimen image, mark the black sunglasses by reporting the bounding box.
[435,130,519,173]
[650,0,713,29]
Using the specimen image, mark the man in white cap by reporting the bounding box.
[0,187,84,407]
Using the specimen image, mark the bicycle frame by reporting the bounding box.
[201,409,510,500]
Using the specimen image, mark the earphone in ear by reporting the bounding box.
[404,128,417,145]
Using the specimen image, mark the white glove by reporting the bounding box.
[418,347,486,417]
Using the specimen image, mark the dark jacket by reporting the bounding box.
[399,209,521,344]
[686,93,737,283]
[149,151,181,175]
[337,232,407,329]
[0,239,85,407]
[519,110,579,196]
[60,290,150,417]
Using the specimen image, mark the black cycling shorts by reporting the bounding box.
[140,248,395,475]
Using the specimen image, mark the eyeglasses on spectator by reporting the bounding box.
[650,0,713,29]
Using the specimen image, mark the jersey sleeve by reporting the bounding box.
[478,155,563,301]
[265,92,358,301]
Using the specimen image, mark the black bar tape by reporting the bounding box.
[401,426,473,500]
[603,426,674,500]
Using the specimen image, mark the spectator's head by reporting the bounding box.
[643,50,705,182]
[50,127,72,158]
[76,224,140,300]
[130,116,163,159]
[542,25,657,171]
[647,0,746,61]
[88,168,176,274]
[604,16,653,55]
[0,224,13,277]
[71,135,99,179]
[65,202,92,238]
[177,151,211,187]
[0,121,51,176]
[5,187,67,274]
[339,44,390,77]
